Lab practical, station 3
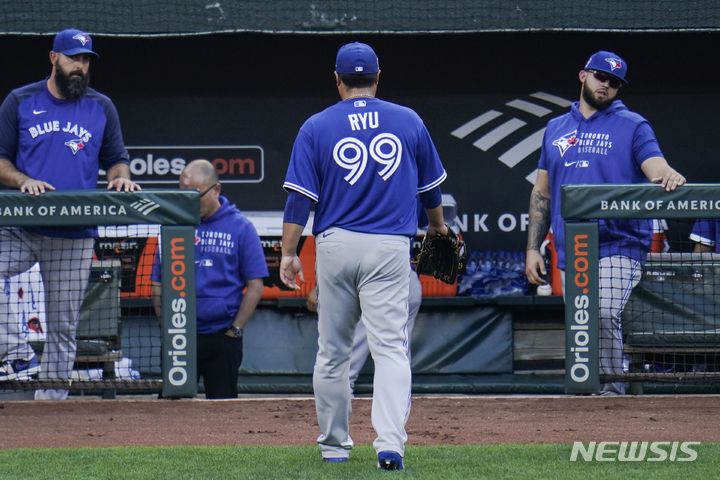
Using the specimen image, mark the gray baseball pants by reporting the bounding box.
[348,269,421,391]
[598,255,642,395]
[0,227,94,400]
[314,228,412,459]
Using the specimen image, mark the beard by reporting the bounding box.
[581,81,614,111]
[54,61,90,100]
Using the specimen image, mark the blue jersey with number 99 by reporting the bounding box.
[283,98,446,236]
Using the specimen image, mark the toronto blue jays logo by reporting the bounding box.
[552,130,579,157]
[605,57,623,71]
[64,139,85,155]
[72,33,90,45]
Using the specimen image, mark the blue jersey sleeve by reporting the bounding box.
[0,92,20,163]
[415,121,447,192]
[283,124,320,202]
[90,92,129,171]
[690,219,719,249]
[634,121,664,166]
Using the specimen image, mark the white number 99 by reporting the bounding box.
[333,138,368,185]
[369,133,402,181]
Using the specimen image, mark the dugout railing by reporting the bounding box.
[562,184,720,394]
[0,190,199,398]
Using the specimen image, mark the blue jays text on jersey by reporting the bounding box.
[552,130,613,158]
[284,97,446,236]
[539,100,664,269]
[152,196,268,334]
[0,79,128,190]
[197,229,236,254]
[29,121,93,144]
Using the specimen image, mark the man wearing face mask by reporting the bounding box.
[0,28,138,399]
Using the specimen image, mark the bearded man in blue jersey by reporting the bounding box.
[0,29,139,399]
[279,42,448,469]
[525,51,685,395]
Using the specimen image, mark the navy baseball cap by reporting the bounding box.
[52,28,98,57]
[335,42,379,74]
[583,50,627,84]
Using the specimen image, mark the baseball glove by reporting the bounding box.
[414,224,465,285]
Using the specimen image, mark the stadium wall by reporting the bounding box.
[0,31,713,254]
[0,30,715,392]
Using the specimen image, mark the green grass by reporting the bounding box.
[0,443,718,480]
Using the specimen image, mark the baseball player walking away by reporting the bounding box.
[306,269,422,394]
[525,50,685,395]
[279,42,448,470]
[0,29,139,399]
[307,202,428,393]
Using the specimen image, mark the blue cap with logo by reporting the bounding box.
[335,42,379,74]
[52,28,98,57]
[584,50,627,84]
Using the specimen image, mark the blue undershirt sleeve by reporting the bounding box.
[283,190,314,226]
[419,186,442,210]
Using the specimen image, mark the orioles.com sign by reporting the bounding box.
[100,146,264,184]
[161,225,197,398]
[564,222,599,394]
[167,236,190,387]
[569,233,591,383]
[160,226,197,398]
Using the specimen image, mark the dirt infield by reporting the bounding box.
[1,395,719,450]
